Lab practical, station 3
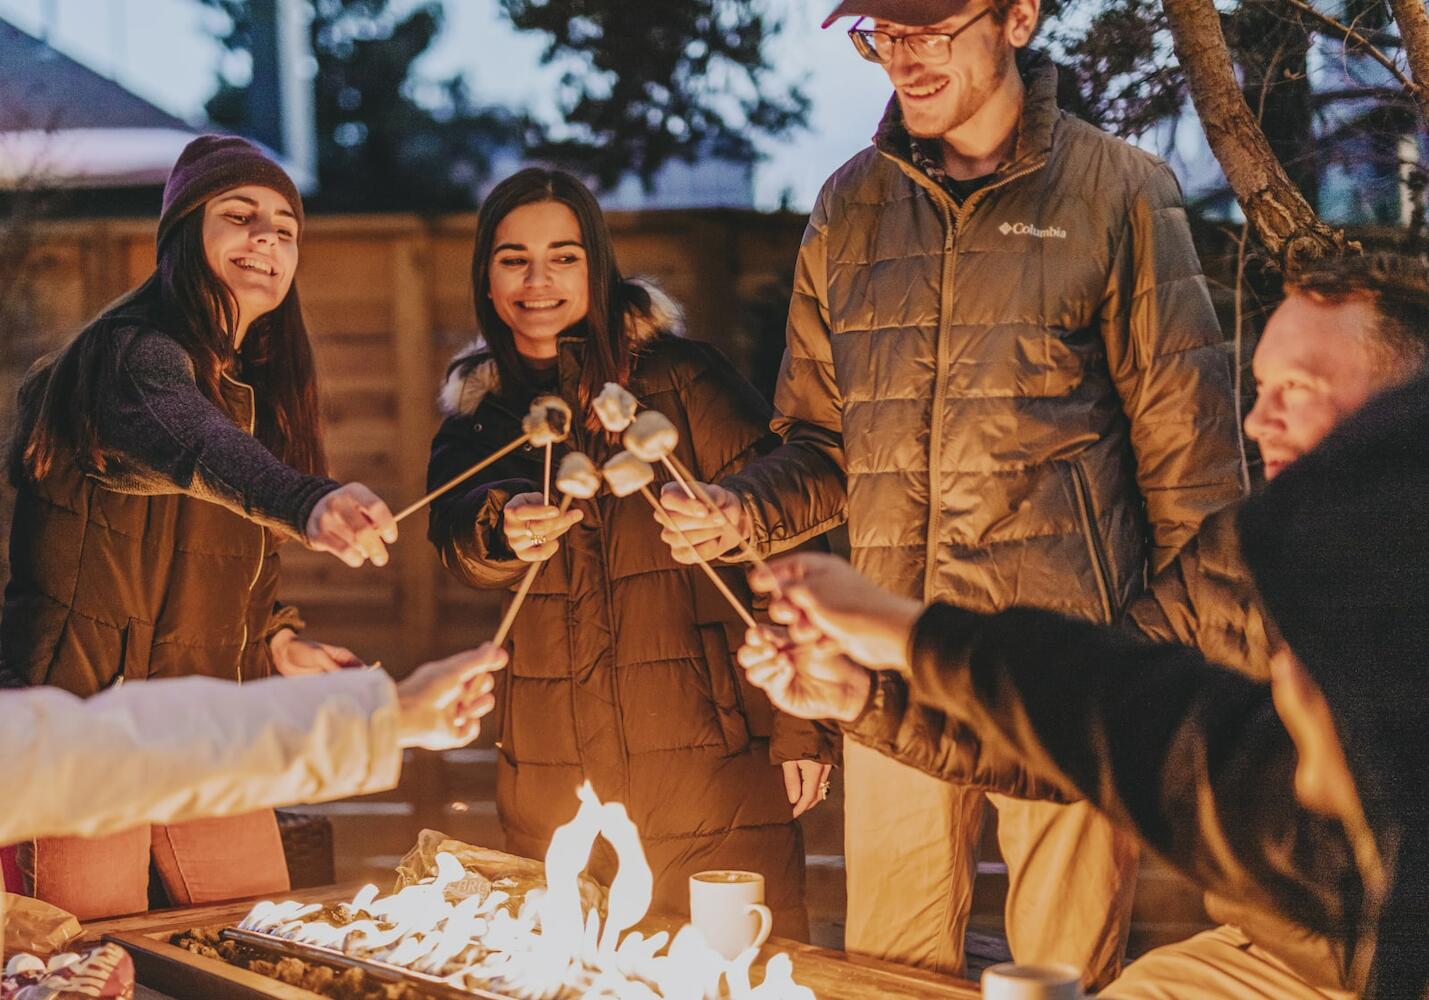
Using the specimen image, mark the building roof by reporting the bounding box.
[0,17,190,132]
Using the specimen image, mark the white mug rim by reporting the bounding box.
[690,869,765,884]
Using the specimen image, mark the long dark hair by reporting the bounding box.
[17,207,326,481]
[471,167,652,434]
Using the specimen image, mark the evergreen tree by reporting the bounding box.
[499,0,809,189]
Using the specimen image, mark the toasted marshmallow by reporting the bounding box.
[624,410,679,463]
[593,382,639,433]
[556,452,602,499]
[602,451,655,497]
[523,396,573,446]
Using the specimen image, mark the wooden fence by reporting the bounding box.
[0,209,807,674]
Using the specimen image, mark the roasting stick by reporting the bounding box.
[603,451,758,630]
[621,406,784,597]
[542,443,553,505]
[393,395,574,525]
[490,454,601,646]
[393,435,528,524]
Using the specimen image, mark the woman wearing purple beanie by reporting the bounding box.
[0,135,398,919]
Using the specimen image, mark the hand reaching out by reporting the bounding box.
[395,643,507,751]
[655,481,748,564]
[738,624,873,724]
[502,492,583,563]
[751,553,922,672]
[306,483,398,568]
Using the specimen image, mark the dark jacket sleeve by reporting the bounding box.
[1123,503,1280,682]
[1099,162,1246,571]
[907,601,1357,938]
[842,670,1069,801]
[719,186,849,557]
[425,408,537,591]
[92,330,337,539]
[671,339,840,766]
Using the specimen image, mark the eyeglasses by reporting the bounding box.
[848,8,994,65]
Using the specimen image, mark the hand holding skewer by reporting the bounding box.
[620,408,782,594]
[394,396,572,524]
[604,450,758,630]
[491,452,600,647]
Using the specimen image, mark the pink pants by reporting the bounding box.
[7,810,289,921]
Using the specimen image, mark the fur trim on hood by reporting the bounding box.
[438,278,684,418]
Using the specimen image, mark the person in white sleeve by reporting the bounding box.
[0,642,505,958]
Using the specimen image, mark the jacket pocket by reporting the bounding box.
[697,623,751,755]
[1067,460,1115,623]
[119,617,154,684]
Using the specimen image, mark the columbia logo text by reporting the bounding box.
[998,221,1068,239]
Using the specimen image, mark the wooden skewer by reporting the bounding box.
[542,444,553,505]
[659,452,781,595]
[394,435,530,524]
[636,484,757,630]
[491,495,574,647]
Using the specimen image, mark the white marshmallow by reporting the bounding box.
[623,410,679,463]
[556,452,602,499]
[602,451,656,497]
[593,382,639,433]
[5,954,45,977]
[45,953,81,972]
[523,396,573,446]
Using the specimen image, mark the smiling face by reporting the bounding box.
[487,200,590,360]
[877,3,1016,139]
[201,185,299,344]
[1244,293,1387,480]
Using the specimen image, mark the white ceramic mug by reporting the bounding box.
[981,963,1083,1000]
[688,870,773,961]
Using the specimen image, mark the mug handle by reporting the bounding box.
[746,903,773,951]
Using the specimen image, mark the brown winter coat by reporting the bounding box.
[2,323,330,695]
[724,51,1245,621]
[427,294,833,935]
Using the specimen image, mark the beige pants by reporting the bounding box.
[1101,925,1355,999]
[843,740,1139,989]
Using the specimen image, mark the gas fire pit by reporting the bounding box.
[82,784,979,999]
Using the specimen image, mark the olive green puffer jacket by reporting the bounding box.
[726,52,1245,621]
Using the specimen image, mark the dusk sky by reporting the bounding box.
[0,0,894,210]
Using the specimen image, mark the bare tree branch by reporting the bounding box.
[1162,0,1357,266]
[1389,0,1429,123]
[1281,0,1418,99]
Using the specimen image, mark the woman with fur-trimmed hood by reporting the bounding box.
[426,169,835,935]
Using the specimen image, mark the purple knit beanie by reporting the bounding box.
[157,135,304,248]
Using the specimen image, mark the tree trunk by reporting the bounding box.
[1390,0,1429,124]
[1162,0,1356,267]
[1230,2,1318,211]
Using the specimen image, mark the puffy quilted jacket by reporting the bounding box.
[726,51,1245,620]
[2,315,330,694]
[426,292,833,936]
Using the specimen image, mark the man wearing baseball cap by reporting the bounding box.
[657,0,1244,987]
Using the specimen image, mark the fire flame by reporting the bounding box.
[240,783,815,999]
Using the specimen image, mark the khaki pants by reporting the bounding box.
[1100,925,1355,999]
[844,740,1139,989]
[18,810,289,921]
